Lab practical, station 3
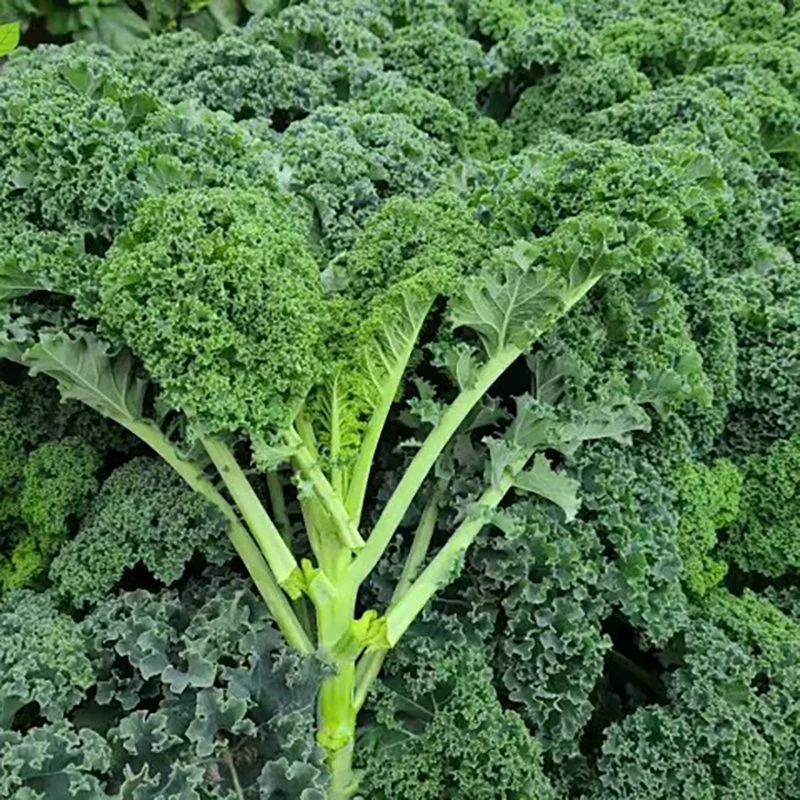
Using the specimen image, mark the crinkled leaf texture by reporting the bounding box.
[450,215,625,358]
[0,574,328,798]
[0,722,110,800]
[357,615,555,800]
[50,457,233,606]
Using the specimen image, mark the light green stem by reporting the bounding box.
[392,485,442,601]
[353,648,382,713]
[125,421,313,654]
[265,471,313,634]
[286,428,365,551]
[319,664,358,800]
[383,467,521,646]
[226,521,313,655]
[348,344,522,588]
[203,437,304,598]
[348,274,602,591]
[311,577,359,799]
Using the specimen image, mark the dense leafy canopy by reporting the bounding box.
[1,0,800,797]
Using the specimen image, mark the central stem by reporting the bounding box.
[318,663,358,800]
[312,575,359,800]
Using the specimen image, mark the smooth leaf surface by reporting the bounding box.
[0,22,19,57]
[513,453,580,521]
[23,332,147,424]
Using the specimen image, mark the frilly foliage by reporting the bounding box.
[50,458,234,606]
[1,0,800,796]
[0,574,328,798]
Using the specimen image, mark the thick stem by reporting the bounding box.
[349,344,522,588]
[318,664,358,800]
[203,437,304,598]
[311,579,360,799]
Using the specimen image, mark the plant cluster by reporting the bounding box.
[1,1,800,798]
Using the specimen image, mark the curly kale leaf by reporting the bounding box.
[50,458,233,606]
[99,188,323,436]
[673,458,741,596]
[0,590,93,728]
[358,618,555,799]
[0,722,111,800]
[723,435,800,577]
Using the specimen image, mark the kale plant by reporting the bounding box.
[1,0,799,797]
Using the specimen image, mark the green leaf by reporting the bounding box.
[0,261,54,301]
[0,339,26,364]
[186,688,254,758]
[253,436,297,470]
[486,437,524,488]
[73,5,150,52]
[527,352,581,405]
[342,282,439,515]
[356,285,437,418]
[513,453,580,522]
[208,0,241,32]
[0,22,20,57]
[258,758,328,800]
[313,283,436,484]
[431,341,481,391]
[450,216,622,358]
[0,724,111,798]
[510,395,651,455]
[22,332,147,424]
[556,402,651,452]
[449,252,567,358]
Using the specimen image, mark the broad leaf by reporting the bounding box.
[510,394,651,455]
[514,453,580,521]
[557,403,651,452]
[0,22,19,57]
[450,216,622,358]
[527,351,581,405]
[185,688,254,757]
[0,261,54,301]
[449,249,566,358]
[258,758,328,800]
[75,5,150,52]
[0,338,25,364]
[22,332,148,424]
